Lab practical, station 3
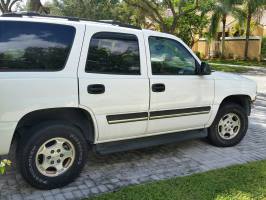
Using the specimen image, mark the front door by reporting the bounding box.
[145,33,214,134]
[78,26,149,142]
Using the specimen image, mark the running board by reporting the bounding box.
[94,129,208,155]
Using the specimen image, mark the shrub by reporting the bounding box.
[0,159,11,175]
[228,53,234,59]
[194,51,201,59]
[261,37,266,59]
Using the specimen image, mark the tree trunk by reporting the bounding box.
[221,14,227,58]
[244,8,252,60]
[207,39,211,59]
[28,0,49,14]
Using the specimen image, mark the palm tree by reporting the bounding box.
[209,0,241,58]
[241,0,266,60]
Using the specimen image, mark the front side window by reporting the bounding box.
[149,37,197,75]
[0,21,76,71]
[85,32,140,75]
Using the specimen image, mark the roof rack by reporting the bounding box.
[1,12,141,30]
[1,12,79,21]
[82,19,141,30]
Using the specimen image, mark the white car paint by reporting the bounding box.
[0,16,257,155]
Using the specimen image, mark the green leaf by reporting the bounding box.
[0,167,5,175]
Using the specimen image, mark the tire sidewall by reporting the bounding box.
[209,104,248,147]
[18,122,88,189]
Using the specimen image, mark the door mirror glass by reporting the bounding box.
[198,62,211,75]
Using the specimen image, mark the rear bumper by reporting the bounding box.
[0,122,17,155]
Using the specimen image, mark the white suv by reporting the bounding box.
[0,13,257,189]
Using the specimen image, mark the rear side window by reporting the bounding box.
[85,32,140,75]
[0,21,76,71]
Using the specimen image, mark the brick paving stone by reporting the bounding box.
[90,187,100,195]
[0,71,266,200]
[43,196,55,200]
[11,194,23,200]
[72,190,83,199]
[63,192,75,200]
[54,194,66,200]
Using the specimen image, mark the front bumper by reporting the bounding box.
[0,122,17,155]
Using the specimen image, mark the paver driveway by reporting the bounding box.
[0,69,266,200]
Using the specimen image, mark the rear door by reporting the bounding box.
[78,25,149,142]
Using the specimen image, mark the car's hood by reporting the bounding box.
[211,71,257,102]
[211,71,252,81]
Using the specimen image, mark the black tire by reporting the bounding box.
[17,122,88,190]
[208,103,248,147]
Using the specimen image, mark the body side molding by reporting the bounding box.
[106,106,211,124]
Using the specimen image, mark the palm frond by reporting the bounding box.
[209,11,221,39]
[232,7,246,27]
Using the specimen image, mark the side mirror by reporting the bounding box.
[198,62,211,75]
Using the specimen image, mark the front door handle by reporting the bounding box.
[87,84,105,94]
[152,83,165,92]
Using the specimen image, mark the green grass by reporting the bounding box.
[89,160,266,200]
[208,59,266,67]
[210,64,251,73]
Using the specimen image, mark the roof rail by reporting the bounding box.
[1,12,80,21]
[82,19,141,30]
[1,12,141,30]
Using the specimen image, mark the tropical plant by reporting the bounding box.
[123,0,213,46]
[124,0,200,34]
[115,1,147,28]
[176,2,211,47]
[241,0,266,60]
[0,159,11,175]
[209,0,242,58]
[0,0,21,13]
[51,0,120,20]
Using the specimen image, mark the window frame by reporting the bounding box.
[85,31,141,76]
[0,20,76,72]
[148,36,200,76]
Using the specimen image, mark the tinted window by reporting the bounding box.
[86,32,140,75]
[0,21,76,71]
[149,37,197,75]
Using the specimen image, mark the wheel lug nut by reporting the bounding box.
[47,156,51,159]
[57,149,61,153]
[57,159,61,163]
[51,161,54,164]
[60,154,64,157]
[51,150,55,154]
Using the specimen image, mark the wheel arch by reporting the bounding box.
[13,107,96,145]
[219,94,252,116]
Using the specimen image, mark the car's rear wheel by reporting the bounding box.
[208,103,248,147]
[17,122,88,189]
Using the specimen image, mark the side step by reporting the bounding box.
[94,129,208,155]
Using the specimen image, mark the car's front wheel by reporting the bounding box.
[208,103,248,147]
[17,122,88,189]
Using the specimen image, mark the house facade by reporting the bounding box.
[193,11,266,60]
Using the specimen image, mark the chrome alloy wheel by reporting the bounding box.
[35,137,75,177]
[218,113,241,140]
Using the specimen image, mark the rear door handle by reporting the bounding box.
[87,84,105,94]
[152,83,165,92]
